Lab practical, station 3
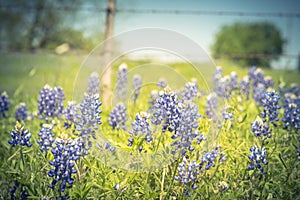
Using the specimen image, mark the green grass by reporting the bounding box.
[0,52,299,199]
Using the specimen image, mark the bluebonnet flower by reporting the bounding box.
[132,74,142,103]
[278,82,299,99]
[0,91,9,117]
[253,83,266,104]
[200,146,226,170]
[205,93,218,121]
[15,103,29,122]
[196,133,207,144]
[48,138,84,192]
[240,76,250,100]
[157,78,167,88]
[222,106,234,122]
[247,146,268,175]
[171,103,201,155]
[249,68,265,88]
[129,112,152,145]
[9,180,28,200]
[114,183,120,190]
[174,157,200,192]
[251,116,272,138]
[181,80,199,101]
[108,103,127,130]
[289,83,300,96]
[63,101,77,129]
[260,90,280,126]
[104,141,116,152]
[8,122,32,147]
[37,124,55,154]
[151,87,182,133]
[215,76,230,98]
[148,90,158,112]
[229,71,239,91]
[212,66,223,86]
[38,85,65,121]
[75,93,102,148]
[128,137,134,147]
[87,72,100,95]
[115,63,128,102]
[282,95,300,131]
[264,76,274,89]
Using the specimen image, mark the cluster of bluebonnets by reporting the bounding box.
[1,63,300,199]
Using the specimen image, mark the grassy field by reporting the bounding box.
[0,52,299,105]
[0,52,299,199]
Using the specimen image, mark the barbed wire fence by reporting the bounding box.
[1,4,299,69]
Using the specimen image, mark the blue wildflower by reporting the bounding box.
[48,138,84,192]
[9,180,28,200]
[205,93,218,121]
[174,157,199,190]
[114,183,120,190]
[282,94,300,131]
[214,76,230,98]
[129,112,152,145]
[157,78,167,88]
[148,90,158,112]
[109,103,127,130]
[38,85,65,121]
[264,76,274,89]
[132,74,142,103]
[181,80,199,101]
[250,68,265,88]
[240,76,250,100]
[261,90,281,126]
[0,91,9,118]
[15,103,29,122]
[151,87,182,133]
[63,101,77,129]
[200,146,226,170]
[75,93,102,148]
[196,133,207,144]
[247,146,268,175]
[253,83,266,104]
[222,106,234,122]
[171,103,201,155]
[37,124,55,154]
[87,72,100,95]
[104,141,116,152]
[212,66,223,86]
[8,122,32,147]
[251,116,272,138]
[115,63,128,102]
[229,71,239,91]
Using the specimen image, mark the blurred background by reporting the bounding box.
[0,0,299,70]
[0,0,300,101]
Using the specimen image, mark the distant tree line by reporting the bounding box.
[211,22,284,68]
[0,0,103,52]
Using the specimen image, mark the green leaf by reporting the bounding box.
[278,153,287,169]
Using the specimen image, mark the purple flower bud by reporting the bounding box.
[15,103,29,122]
[0,91,9,118]
[87,72,100,96]
[8,122,32,147]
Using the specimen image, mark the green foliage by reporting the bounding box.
[0,0,100,51]
[211,22,284,68]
